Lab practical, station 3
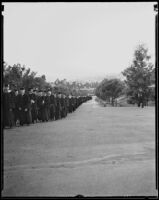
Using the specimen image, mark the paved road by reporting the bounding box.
[2,96,157,196]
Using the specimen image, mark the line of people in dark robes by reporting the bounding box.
[3,84,92,128]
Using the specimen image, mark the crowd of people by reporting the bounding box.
[2,84,92,129]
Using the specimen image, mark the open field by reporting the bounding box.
[2,96,157,196]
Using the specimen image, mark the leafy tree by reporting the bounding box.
[122,44,154,104]
[3,63,24,89]
[95,78,125,106]
[3,62,52,91]
[3,61,99,96]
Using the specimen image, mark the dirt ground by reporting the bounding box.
[2,96,158,197]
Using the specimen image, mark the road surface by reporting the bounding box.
[2,96,157,196]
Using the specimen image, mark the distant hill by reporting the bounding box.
[69,73,125,83]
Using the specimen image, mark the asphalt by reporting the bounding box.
[2,96,157,197]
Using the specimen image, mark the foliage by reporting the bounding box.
[95,78,125,105]
[3,62,97,96]
[122,44,154,103]
[3,62,52,90]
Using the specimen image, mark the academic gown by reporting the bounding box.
[3,92,15,127]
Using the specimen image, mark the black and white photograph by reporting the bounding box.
[1,2,158,197]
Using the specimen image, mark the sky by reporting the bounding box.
[3,2,157,82]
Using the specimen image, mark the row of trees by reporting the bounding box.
[3,62,51,90]
[3,62,98,96]
[95,44,155,106]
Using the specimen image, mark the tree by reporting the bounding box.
[122,44,154,105]
[3,63,24,89]
[3,62,52,91]
[95,78,125,106]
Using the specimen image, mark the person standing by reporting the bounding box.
[37,90,43,122]
[28,88,34,122]
[17,87,32,126]
[137,88,145,108]
[32,89,38,122]
[54,93,59,120]
[62,94,67,118]
[13,89,19,126]
[68,95,73,113]
[40,90,48,122]
[72,96,76,112]
[55,93,62,120]
[46,90,51,121]
[60,94,65,118]
[28,88,38,123]
[50,91,56,121]
[3,84,15,128]
[65,95,69,117]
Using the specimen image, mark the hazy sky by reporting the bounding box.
[3,2,156,82]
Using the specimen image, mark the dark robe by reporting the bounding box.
[50,95,56,120]
[37,96,43,121]
[60,97,65,118]
[72,97,76,112]
[40,96,48,121]
[29,93,38,123]
[3,91,15,128]
[17,93,32,125]
[12,93,19,124]
[55,97,61,120]
[64,97,68,117]
[45,96,51,121]
[37,96,48,121]
[68,98,73,113]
